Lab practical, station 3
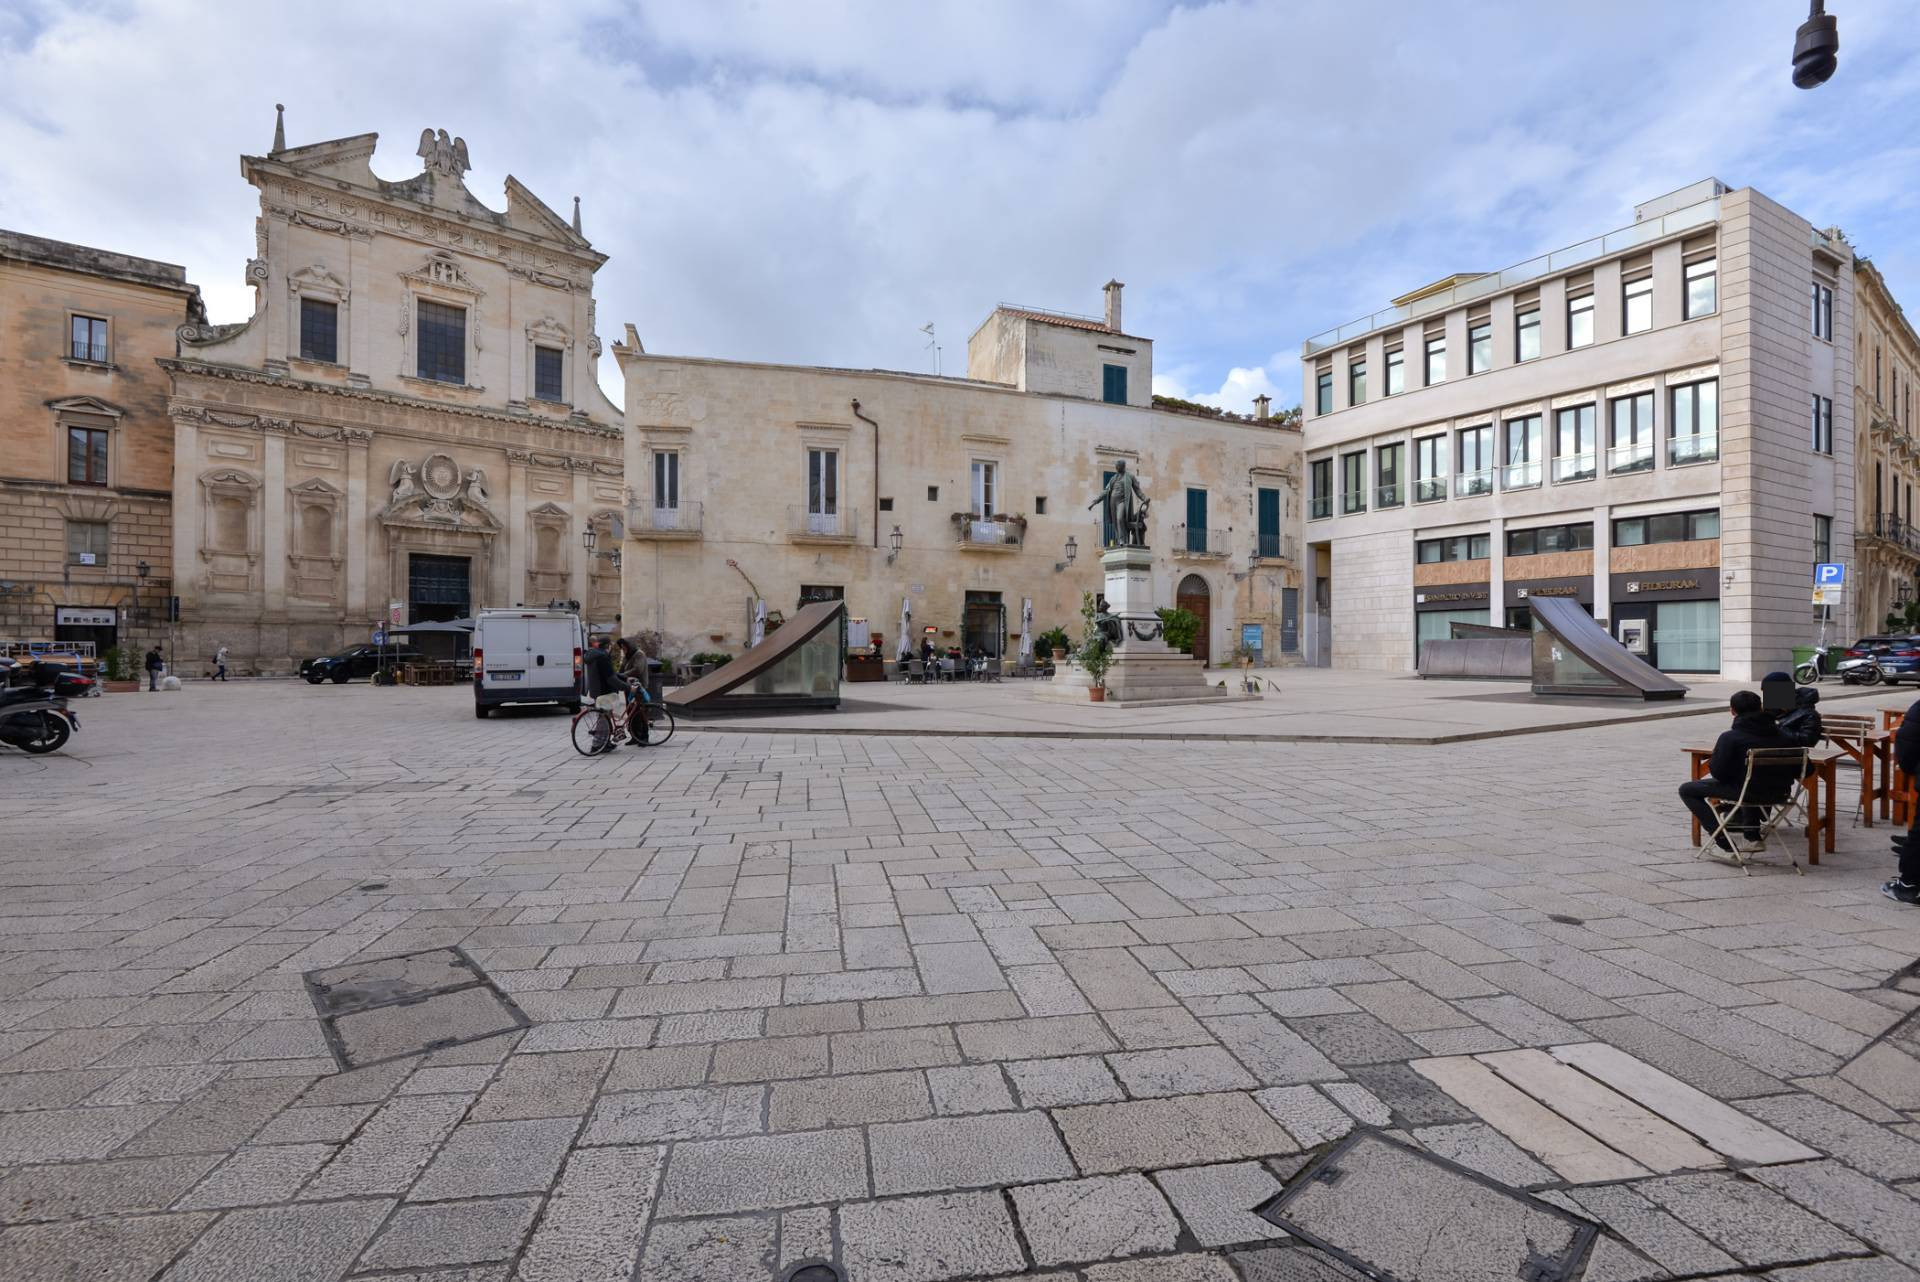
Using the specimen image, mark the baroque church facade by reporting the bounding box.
[163,112,624,673]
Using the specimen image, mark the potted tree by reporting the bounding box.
[1080,634,1113,702]
[101,647,139,693]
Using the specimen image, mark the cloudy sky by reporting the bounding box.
[3,1,1916,413]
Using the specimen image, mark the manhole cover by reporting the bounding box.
[304,946,529,1071]
[1256,1130,1597,1282]
[784,1265,841,1282]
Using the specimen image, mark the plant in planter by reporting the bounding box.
[1036,626,1072,661]
[1079,634,1113,701]
[1156,607,1201,655]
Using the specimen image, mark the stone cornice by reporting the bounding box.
[160,357,621,447]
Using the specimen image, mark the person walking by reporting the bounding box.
[213,644,230,682]
[144,645,164,692]
[1886,695,1920,904]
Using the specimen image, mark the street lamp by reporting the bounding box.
[1055,535,1078,573]
[581,525,597,554]
[887,525,903,565]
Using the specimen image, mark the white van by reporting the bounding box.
[471,608,584,718]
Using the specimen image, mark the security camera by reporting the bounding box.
[1792,1,1838,89]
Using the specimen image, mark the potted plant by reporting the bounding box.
[1079,634,1113,701]
[101,646,138,693]
[1037,626,1071,662]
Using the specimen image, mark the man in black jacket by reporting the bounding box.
[1888,697,1920,903]
[1678,691,1798,852]
[582,637,640,747]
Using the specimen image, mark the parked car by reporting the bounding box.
[300,644,422,684]
[472,608,583,717]
[1841,634,1920,684]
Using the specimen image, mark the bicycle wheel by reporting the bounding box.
[571,707,614,756]
[643,702,676,746]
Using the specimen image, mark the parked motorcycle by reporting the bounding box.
[0,663,80,754]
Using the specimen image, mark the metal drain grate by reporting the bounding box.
[304,946,530,1071]
[1256,1129,1597,1282]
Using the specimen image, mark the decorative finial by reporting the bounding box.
[272,104,285,153]
[571,196,583,235]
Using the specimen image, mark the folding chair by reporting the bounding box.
[1699,746,1810,874]
[906,659,926,684]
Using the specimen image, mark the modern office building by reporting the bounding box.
[615,285,1304,667]
[1298,179,1854,680]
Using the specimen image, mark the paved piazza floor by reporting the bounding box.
[2,679,1919,1281]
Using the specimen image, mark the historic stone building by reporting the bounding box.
[0,230,205,661]
[614,285,1304,667]
[163,112,624,673]
[1850,257,1920,636]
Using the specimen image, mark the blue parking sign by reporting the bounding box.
[371,628,386,645]
[1814,562,1846,587]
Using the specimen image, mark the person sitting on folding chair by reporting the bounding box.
[1678,690,1797,852]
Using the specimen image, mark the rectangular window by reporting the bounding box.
[1456,424,1493,496]
[1468,321,1492,375]
[1812,281,1834,341]
[1669,377,1719,464]
[1502,414,1542,490]
[533,345,564,401]
[1185,488,1209,553]
[1414,535,1492,564]
[1553,404,1596,482]
[69,314,108,363]
[807,448,838,516]
[1567,293,1594,348]
[1623,276,1653,335]
[299,298,338,363]
[1424,335,1446,386]
[653,450,679,509]
[1811,393,1833,455]
[1309,458,1333,520]
[1315,370,1334,416]
[970,460,998,516]
[1684,257,1717,319]
[1611,508,1718,547]
[1257,487,1281,559]
[415,299,466,384]
[65,519,110,567]
[1653,599,1720,673]
[1375,442,1403,508]
[1384,347,1405,396]
[1348,359,1367,407]
[1033,496,1046,515]
[1340,451,1366,514]
[1516,309,1540,362]
[1102,363,1128,405]
[1876,346,1883,400]
[1506,523,1594,556]
[66,425,109,486]
[1413,433,1447,502]
[1608,391,1655,474]
[1813,514,1832,566]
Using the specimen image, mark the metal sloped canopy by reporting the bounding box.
[666,599,846,716]
[1529,595,1689,699]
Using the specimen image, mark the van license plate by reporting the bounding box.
[488,671,522,681]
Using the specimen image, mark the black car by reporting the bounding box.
[301,645,422,684]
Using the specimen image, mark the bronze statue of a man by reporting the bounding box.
[1089,460,1150,548]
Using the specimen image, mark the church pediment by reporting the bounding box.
[47,395,126,419]
[402,251,482,296]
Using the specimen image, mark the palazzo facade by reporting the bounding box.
[164,113,624,673]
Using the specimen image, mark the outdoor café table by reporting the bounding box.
[1884,706,1908,733]
[1820,723,1891,825]
[1684,745,1838,866]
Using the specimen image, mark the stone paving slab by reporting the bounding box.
[3,682,1920,1280]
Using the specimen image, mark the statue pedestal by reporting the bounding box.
[1038,546,1252,705]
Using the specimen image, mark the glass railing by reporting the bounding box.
[1456,469,1493,497]
[1607,444,1655,474]
[1374,483,1403,508]
[1309,495,1332,520]
[1669,434,1719,465]
[1503,461,1541,490]
[1552,454,1596,483]
[1340,491,1366,515]
[1413,477,1447,503]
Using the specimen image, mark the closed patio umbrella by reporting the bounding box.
[898,597,913,660]
[1019,597,1034,664]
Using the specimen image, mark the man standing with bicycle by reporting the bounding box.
[583,636,646,747]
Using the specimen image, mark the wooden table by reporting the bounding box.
[1685,746,1837,865]
[1820,723,1891,826]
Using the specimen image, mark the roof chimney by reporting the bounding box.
[1253,394,1271,421]
[1104,279,1123,333]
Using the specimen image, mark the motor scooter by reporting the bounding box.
[0,663,80,754]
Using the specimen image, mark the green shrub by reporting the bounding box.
[1156,607,1201,654]
[1078,634,1113,687]
[1035,626,1072,655]
[690,651,733,668]
[102,647,129,681]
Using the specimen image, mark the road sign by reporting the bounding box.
[1814,562,1847,587]
[388,600,405,626]
[1811,587,1835,606]
[372,628,386,645]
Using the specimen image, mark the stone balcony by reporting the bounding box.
[1171,524,1229,558]
[626,501,703,540]
[788,505,860,544]
[952,513,1025,552]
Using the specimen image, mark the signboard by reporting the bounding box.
[1814,562,1847,588]
[388,600,405,627]
[75,552,96,566]
[1811,587,1838,606]
[55,607,116,627]
[1240,623,1264,655]
[371,628,386,645]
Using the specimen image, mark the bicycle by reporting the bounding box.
[571,683,676,756]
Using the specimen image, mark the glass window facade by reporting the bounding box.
[1652,600,1720,672]
[1623,276,1653,334]
[1413,434,1447,502]
[1568,294,1594,348]
[1685,258,1717,319]
[69,315,108,362]
[299,298,338,363]
[1503,415,1541,490]
[1340,451,1366,514]
[416,299,466,384]
[1309,458,1332,520]
[1348,359,1366,407]
[1456,425,1493,496]
[1608,392,1655,474]
[1416,608,1490,663]
[533,345,564,401]
[1316,370,1334,415]
[1424,335,1446,385]
[1516,309,1540,362]
[1811,394,1833,454]
[67,426,109,486]
[1375,443,1403,508]
[1553,405,1596,482]
[1812,281,1834,340]
[1468,321,1492,374]
[1385,348,1405,395]
[1669,378,1719,464]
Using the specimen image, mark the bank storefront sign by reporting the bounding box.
[55,607,117,627]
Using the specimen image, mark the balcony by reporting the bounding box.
[1309,494,1332,520]
[1255,531,1300,563]
[952,513,1024,551]
[1374,482,1404,509]
[1552,453,1596,483]
[1456,469,1493,498]
[69,342,108,364]
[1864,514,1920,559]
[1340,490,1366,515]
[1173,525,1229,557]
[626,500,703,540]
[788,505,860,544]
[1503,461,1541,490]
[1412,476,1447,503]
[1669,433,1719,465]
[1607,443,1655,475]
